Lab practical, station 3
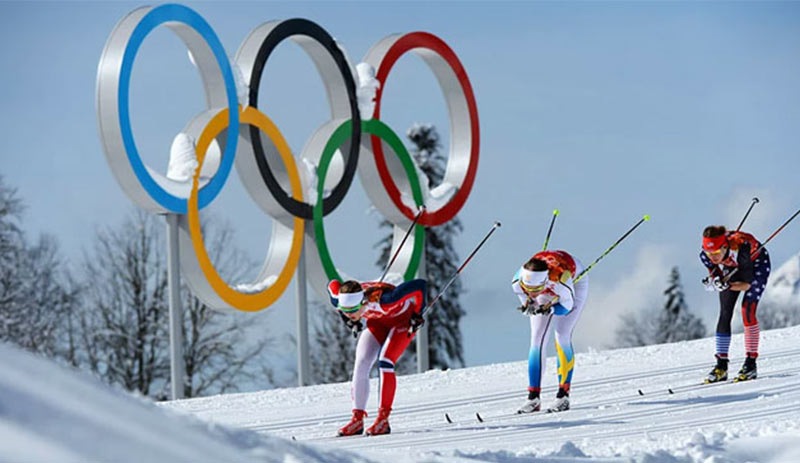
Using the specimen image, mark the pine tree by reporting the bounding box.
[615,266,705,347]
[655,267,706,343]
[375,124,465,370]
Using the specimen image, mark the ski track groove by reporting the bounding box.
[244,347,800,449]
[298,348,800,452]
[247,346,800,435]
[331,367,800,451]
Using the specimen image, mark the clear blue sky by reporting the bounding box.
[1,1,799,368]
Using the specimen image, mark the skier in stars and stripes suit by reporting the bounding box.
[700,225,771,383]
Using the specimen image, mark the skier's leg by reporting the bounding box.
[375,327,414,410]
[515,314,553,413]
[736,250,770,381]
[365,328,413,435]
[715,290,739,360]
[703,289,738,383]
[553,274,588,394]
[528,313,554,395]
[339,330,382,436]
[351,329,382,410]
[741,250,770,359]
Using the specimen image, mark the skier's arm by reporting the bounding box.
[729,242,754,292]
[511,279,530,306]
[548,282,574,315]
[327,280,341,307]
[384,279,427,309]
[699,250,721,275]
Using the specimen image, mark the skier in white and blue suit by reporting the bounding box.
[511,250,589,414]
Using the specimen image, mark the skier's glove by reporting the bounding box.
[712,276,730,291]
[409,312,425,333]
[517,298,538,315]
[339,311,363,338]
[533,304,553,315]
[530,293,558,315]
[703,275,729,292]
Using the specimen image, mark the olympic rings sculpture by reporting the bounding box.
[97,3,479,312]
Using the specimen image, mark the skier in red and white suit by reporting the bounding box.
[327,278,427,437]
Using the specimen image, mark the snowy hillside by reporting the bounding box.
[763,252,800,306]
[3,325,799,462]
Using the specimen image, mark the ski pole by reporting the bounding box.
[574,215,650,282]
[722,207,800,283]
[735,197,759,232]
[416,221,501,326]
[379,206,426,283]
[542,209,560,251]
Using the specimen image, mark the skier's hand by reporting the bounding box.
[518,298,538,315]
[534,305,553,315]
[531,293,558,314]
[409,312,425,333]
[712,276,730,291]
[703,275,729,292]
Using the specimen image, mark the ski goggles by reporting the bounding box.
[519,281,546,293]
[338,303,363,314]
[519,267,548,293]
[703,246,727,257]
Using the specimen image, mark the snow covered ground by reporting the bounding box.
[3,325,800,462]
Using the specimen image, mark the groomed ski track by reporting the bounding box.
[167,327,800,461]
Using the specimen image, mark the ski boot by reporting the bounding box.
[365,407,391,436]
[517,389,541,414]
[337,409,367,437]
[704,356,728,384]
[734,356,757,382]
[546,387,570,413]
[517,398,541,414]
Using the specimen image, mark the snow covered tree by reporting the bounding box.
[376,124,465,370]
[180,218,278,397]
[79,210,171,397]
[0,175,78,360]
[615,267,706,347]
[310,300,358,384]
[78,210,277,399]
[656,267,706,343]
[0,175,24,274]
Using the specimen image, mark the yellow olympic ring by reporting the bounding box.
[183,107,304,311]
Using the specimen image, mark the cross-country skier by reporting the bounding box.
[328,278,427,436]
[512,250,589,413]
[700,225,771,383]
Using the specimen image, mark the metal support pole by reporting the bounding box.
[165,213,185,400]
[296,235,311,386]
[416,246,429,373]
